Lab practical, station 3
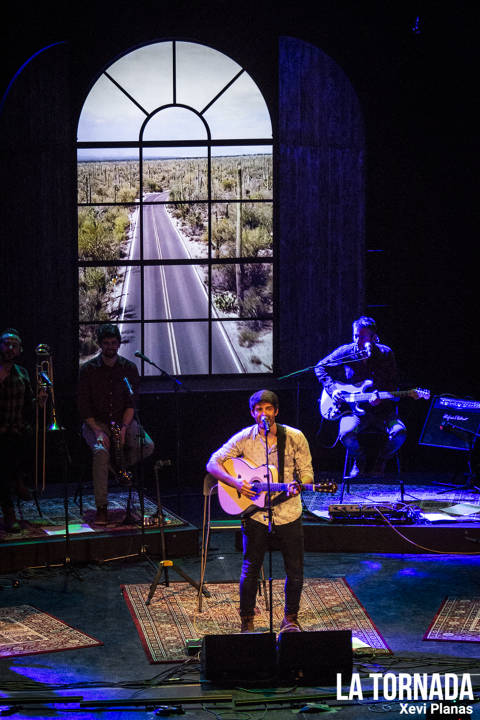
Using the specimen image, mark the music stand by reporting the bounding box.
[419,395,480,491]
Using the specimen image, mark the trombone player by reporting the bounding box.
[0,328,38,532]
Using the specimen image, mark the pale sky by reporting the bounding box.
[77,41,272,156]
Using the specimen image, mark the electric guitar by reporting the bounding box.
[319,380,430,421]
[218,457,337,516]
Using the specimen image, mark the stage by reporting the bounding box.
[0,489,199,573]
[200,470,480,555]
[1,472,480,718]
[2,472,480,575]
[300,471,480,554]
[1,537,479,719]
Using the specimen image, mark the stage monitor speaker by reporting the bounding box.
[277,630,352,686]
[419,396,480,451]
[201,633,277,685]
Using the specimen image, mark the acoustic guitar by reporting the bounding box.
[218,457,337,515]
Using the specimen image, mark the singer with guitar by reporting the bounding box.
[315,316,408,478]
[206,389,314,634]
[78,324,154,525]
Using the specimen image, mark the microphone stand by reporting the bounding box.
[262,419,274,635]
[277,351,371,429]
[135,354,184,513]
[136,354,208,603]
[277,366,315,433]
[47,387,82,583]
[119,378,137,527]
[131,388,150,555]
[434,423,480,493]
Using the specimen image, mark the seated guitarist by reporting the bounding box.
[206,389,313,634]
[315,316,406,477]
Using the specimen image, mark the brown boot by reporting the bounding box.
[280,613,302,632]
[240,614,255,633]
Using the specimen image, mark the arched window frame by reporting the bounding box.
[77,39,274,377]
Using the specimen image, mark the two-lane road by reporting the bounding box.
[119,193,244,374]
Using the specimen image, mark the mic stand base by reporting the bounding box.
[145,561,210,605]
[434,477,480,494]
[52,424,83,585]
[60,556,83,583]
[433,454,480,494]
[119,487,138,525]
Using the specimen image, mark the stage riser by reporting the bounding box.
[234,524,480,554]
[0,527,199,573]
[304,524,480,554]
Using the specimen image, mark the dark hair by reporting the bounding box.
[0,327,22,342]
[249,389,279,412]
[353,316,377,333]
[97,324,121,344]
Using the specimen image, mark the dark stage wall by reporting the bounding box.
[0,2,478,483]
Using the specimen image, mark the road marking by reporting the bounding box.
[119,208,138,348]
[151,206,181,374]
[161,203,244,372]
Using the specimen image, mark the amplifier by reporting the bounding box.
[328,503,419,524]
[419,395,480,451]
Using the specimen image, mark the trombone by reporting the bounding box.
[35,343,60,491]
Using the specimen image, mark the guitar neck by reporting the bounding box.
[255,482,313,492]
[353,389,409,402]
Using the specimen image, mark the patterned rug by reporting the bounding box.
[122,578,391,663]
[424,597,480,642]
[0,605,102,658]
[302,473,480,518]
[1,492,185,539]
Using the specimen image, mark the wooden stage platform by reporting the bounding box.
[2,473,480,573]
[0,490,198,573]
[219,471,480,555]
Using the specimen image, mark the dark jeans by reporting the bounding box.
[339,412,406,462]
[240,516,304,617]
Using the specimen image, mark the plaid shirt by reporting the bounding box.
[0,364,34,433]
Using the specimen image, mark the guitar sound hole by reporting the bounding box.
[251,480,261,496]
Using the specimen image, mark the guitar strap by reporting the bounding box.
[276,423,286,484]
[262,422,288,511]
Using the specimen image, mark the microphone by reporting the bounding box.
[134,350,154,365]
[260,414,270,431]
[123,376,134,395]
[364,342,372,358]
[39,371,52,387]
